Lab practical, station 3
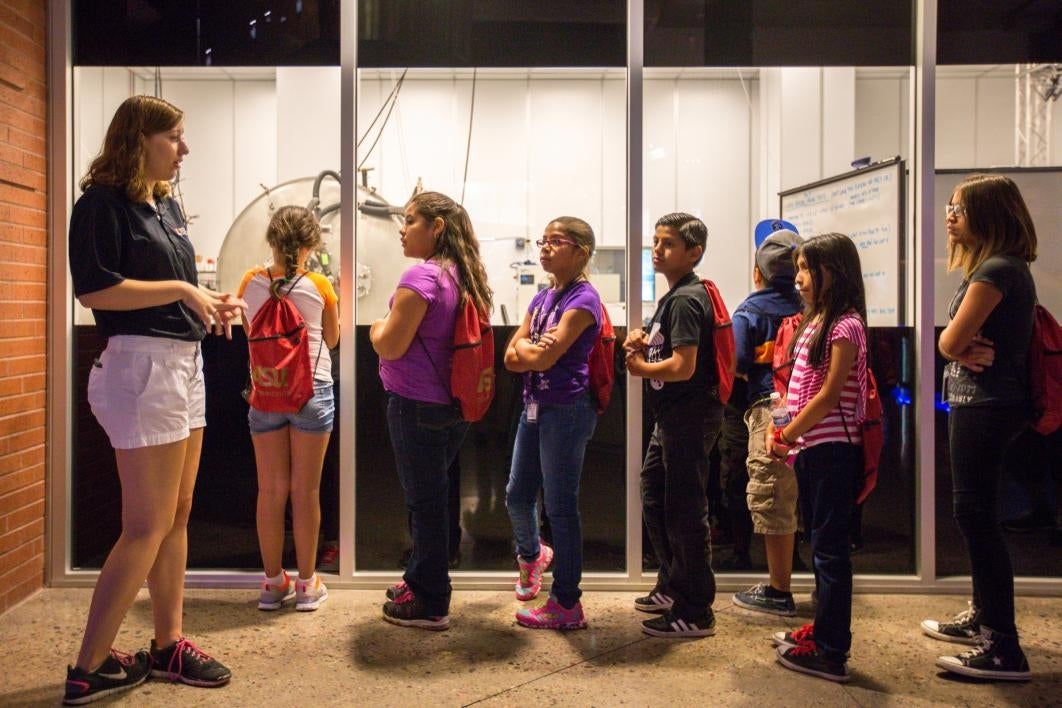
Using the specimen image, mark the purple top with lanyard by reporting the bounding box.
[379,261,460,405]
[523,279,602,406]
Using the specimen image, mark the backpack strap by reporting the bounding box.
[267,269,324,381]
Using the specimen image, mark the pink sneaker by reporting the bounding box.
[515,543,554,601]
[516,597,587,630]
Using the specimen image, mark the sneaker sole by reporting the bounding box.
[382,614,450,631]
[935,656,1031,681]
[920,621,980,645]
[516,617,588,630]
[296,590,328,611]
[642,625,716,638]
[633,603,671,613]
[258,591,295,611]
[776,650,850,683]
[732,595,797,617]
[63,675,148,705]
[148,669,231,687]
[772,633,799,649]
[515,586,542,601]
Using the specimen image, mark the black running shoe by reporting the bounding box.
[776,643,850,683]
[382,595,449,630]
[63,648,150,705]
[921,602,981,645]
[149,637,231,687]
[633,588,674,613]
[641,610,716,638]
[732,583,797,617]
[935,627,1032,681]
[385,581,409,601]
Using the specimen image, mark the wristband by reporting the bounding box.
[772,428,793,449]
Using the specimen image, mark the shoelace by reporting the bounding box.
[946,601,976,626]
[790,623,815,644]
[109,648,136,667]
[160,638,214,674]
[958,634,993,660]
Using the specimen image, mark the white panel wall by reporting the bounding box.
[855,74,910,164]
[780,68,823,190]
[276,67,341,183]
[973,77,1015,167]
[822,67,856,176]
[233,81,277,220]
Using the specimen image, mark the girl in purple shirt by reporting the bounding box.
[370,191,492,630]
[504,217,603,630]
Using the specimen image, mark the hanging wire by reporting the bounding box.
[460,67,477,204]
[358,69,407,170]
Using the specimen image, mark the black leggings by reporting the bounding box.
[948,403,1028,635]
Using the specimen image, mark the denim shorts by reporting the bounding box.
[248,382,335,434]
[87,335,206,450]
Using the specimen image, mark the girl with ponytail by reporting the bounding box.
[370,191,493,630]
[238,205,340,612]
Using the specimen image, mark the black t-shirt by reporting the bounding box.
[69,185,206,341]
[643,271,719,417]
[943,254,1035,408]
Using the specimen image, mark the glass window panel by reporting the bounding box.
[70,66,342,570]
[938,1,1062,64]
[645,1,913,67]
[933,68,1062,576]
[73,1,340,66]
[354,68,628,571]
[640,66,917,576]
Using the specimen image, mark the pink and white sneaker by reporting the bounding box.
[515,543,554,601]
[515,597,587,630]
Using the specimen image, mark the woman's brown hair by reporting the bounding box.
[407,191,493,317]
[947,173,1038,278]
[79,95,183,203]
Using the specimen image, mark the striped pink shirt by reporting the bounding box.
[786,312,867,449]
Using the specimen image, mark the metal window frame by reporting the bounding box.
[43,0,1061,595]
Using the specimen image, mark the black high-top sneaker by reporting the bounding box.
[935,626,1032,681]
[921,601,981,645]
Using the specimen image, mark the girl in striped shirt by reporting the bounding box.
[767,233,868,684]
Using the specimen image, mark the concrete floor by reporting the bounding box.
[1,588,1059,706]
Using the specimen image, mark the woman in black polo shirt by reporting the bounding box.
[64,96,242,704]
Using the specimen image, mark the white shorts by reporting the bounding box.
[87,335,206,450]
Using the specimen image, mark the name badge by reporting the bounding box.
[526,401,538,423]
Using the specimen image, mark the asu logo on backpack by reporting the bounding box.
[700,279,737,405]
[246,275,315,413]
[450,297,496,422]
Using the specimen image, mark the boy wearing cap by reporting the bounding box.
[730,228,805,616]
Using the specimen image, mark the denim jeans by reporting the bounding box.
[795,442,861,663]
[386,393,469,616]
[949,403,1028,635]
[506,395,598,608]
[641,402,724,619]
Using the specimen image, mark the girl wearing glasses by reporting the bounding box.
[503,217,604,630]
[922,174,1037,680]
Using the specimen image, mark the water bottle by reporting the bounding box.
[769,391,791,428]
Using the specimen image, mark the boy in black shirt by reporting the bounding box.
[625,213,721,637]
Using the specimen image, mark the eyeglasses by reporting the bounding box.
[535,238,577,249]
[945,204,967,218]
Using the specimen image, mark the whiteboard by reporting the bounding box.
[935,169,1061,326]
[780,158,905,327]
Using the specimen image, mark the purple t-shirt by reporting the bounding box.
[523,280,602,405]
[379,261,460,405]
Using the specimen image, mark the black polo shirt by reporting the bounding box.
[69,184,206,341]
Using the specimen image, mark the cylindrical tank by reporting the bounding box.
[216,177,415,323]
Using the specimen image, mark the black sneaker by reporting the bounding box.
[921,602,981,645]
[63,649,150,705]
[1001,511,1053,533]
[385,580,410,601]
[732,583,797,617]
[935,627,1032,681]
[641,610,716,638]
[776,643,850,683]
[382,595,450,631]
[633,588,674,613]
[149,637,231,687]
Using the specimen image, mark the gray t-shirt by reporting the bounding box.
[943,255,1035,408]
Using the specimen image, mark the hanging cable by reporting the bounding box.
[358,69,407,170]
[460,67,477,204]
[358,68,407,150]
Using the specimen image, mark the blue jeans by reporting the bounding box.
[795,442,861,663]
[640,403,724,619]
[386,393,469,616]
[506,395,598,608]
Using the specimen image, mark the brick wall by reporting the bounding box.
[0,0,47,614]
